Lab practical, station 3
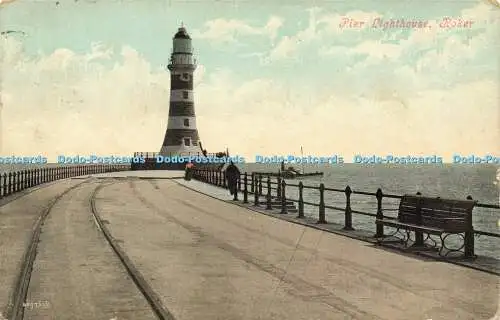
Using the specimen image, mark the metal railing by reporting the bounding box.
[0,164,130,199]
[191,168,500,259]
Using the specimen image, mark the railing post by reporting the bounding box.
[258,175,263,196]
[16,171,20,192]
[24,170,28,189]
[2,173,6,197]
[280,179,287,214]
[243,173,248,203]
[8,172,12,195]
[251,173,255,193]
[276,175,281,199]
[223,171,227,188]
[17,171,22,191]
[253,178,259,206]
[16,171,21,193]
[464,195,475,258]
[375,188,384,238]
[238,174,242,191]
[28,170,33,187]
[266,176,272,210]
[297,181,304,218]
[317,183,326,223]
[343,186,354,231]
[12,172,17,193]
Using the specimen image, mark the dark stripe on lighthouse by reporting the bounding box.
[168,101,195,116]
[170,74,193,90]
[162,129,199,145]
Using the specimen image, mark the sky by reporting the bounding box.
[0,0,499,162]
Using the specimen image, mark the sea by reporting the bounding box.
[1,163,499,258]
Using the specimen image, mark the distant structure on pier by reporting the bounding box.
[159,24,203,157]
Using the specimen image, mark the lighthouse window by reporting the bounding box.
[184,138,191,146]
[183,91,189,99]
[183,118,189,127]
[183,73,189,79]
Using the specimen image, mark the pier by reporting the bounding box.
[0,166,498,320]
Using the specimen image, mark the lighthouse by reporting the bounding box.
[159,24,203,157]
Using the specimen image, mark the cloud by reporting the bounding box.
[192,16,284,43]
[265,8,320,62]
[0,0,17,5]
[265,9,382,62]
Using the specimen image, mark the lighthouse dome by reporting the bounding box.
[174,27,191,39]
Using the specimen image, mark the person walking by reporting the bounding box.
[184,161,194,180]
[225,161,241,200]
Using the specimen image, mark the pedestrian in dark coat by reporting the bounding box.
[225,161,241,200]
[184,162,194,180]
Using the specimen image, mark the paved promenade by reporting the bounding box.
[0,171,498,320]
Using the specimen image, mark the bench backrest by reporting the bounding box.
[398,195,476,232]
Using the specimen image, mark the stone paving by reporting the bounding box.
[0,179,84,317]
[97,177,498,320]
[24,181,157,320]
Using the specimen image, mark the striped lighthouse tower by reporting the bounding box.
[160,24,203,157]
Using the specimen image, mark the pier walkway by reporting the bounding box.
[0,171,498,320]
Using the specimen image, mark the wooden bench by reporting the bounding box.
[375,194,476,257]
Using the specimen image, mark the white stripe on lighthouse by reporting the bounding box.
[170,89,194,102]
[166,116,197,130]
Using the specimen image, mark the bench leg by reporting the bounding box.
[375,227,407,246]
[439,233,468,258]
[438,235,446,257]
